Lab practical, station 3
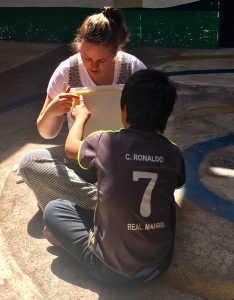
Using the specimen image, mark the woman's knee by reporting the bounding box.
[17,151,39,178]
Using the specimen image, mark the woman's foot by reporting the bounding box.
[43,227,62,248]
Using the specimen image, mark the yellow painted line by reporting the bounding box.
[164,268,234,300]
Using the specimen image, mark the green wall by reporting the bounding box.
[139,10,219,48]
[0,4,220,48]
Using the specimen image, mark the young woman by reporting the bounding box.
[18,7,146,209]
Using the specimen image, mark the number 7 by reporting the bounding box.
[133,171,158,218]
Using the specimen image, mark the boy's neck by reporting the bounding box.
[128,125,162,135]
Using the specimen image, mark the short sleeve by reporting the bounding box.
[131,56,147,73]
[47,59,70,99]
[78,132,102,170]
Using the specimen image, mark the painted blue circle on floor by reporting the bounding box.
[183,135,234,222]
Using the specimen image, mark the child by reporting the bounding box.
[43,69,185,285]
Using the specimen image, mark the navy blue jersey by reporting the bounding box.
[78,127,185,277]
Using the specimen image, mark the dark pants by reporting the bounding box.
[43,200,139,285]
[43,199,169,285]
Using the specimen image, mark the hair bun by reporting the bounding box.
[102,6,114,18]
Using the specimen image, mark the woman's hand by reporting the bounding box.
[47,92,79,117]
[37,85,79,139]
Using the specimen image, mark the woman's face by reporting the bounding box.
[80,40,116,77]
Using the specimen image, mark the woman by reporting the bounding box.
[18,7,146,210]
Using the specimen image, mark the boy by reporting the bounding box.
[43,69,185,284]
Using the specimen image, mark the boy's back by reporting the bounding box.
[78,126,185,277]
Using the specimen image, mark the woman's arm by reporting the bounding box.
[37,90,79,139]
[37,95,64,139]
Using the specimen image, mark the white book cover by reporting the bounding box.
[70,85,124,137]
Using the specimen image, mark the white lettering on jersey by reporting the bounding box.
[125,153,164,163]
[125,153,132,160]
[127,223,144,231]
[145,222,165,230]
[127,222,165,231]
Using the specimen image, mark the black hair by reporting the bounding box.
[120,69,177,133]
[72,6,130,53]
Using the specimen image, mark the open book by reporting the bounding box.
[70,85,124,137]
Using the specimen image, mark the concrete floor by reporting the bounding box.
[0,41,234,300]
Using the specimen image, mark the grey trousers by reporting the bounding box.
[18,146,98,209]
[43,199,136,285]
[43,199,161,285]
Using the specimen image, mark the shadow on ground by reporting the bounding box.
[0,42,234,300]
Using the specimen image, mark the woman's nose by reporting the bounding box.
[91,60,98,70]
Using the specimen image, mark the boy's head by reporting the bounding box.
[120,69,177,133]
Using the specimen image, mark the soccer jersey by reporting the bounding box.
[78,127,185,277]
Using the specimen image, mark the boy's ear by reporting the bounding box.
[121,105,129,128]
[122,105,127,113]
[121,105,128,117]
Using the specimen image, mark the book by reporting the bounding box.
[70,85,124,137]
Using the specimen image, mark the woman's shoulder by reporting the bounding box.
[116,51,138,62]
[58,54,79,70]
[117,51,146,71]
[47,54,79,98]
[51,53,82,81]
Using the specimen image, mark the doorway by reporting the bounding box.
[220,1,234,47]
